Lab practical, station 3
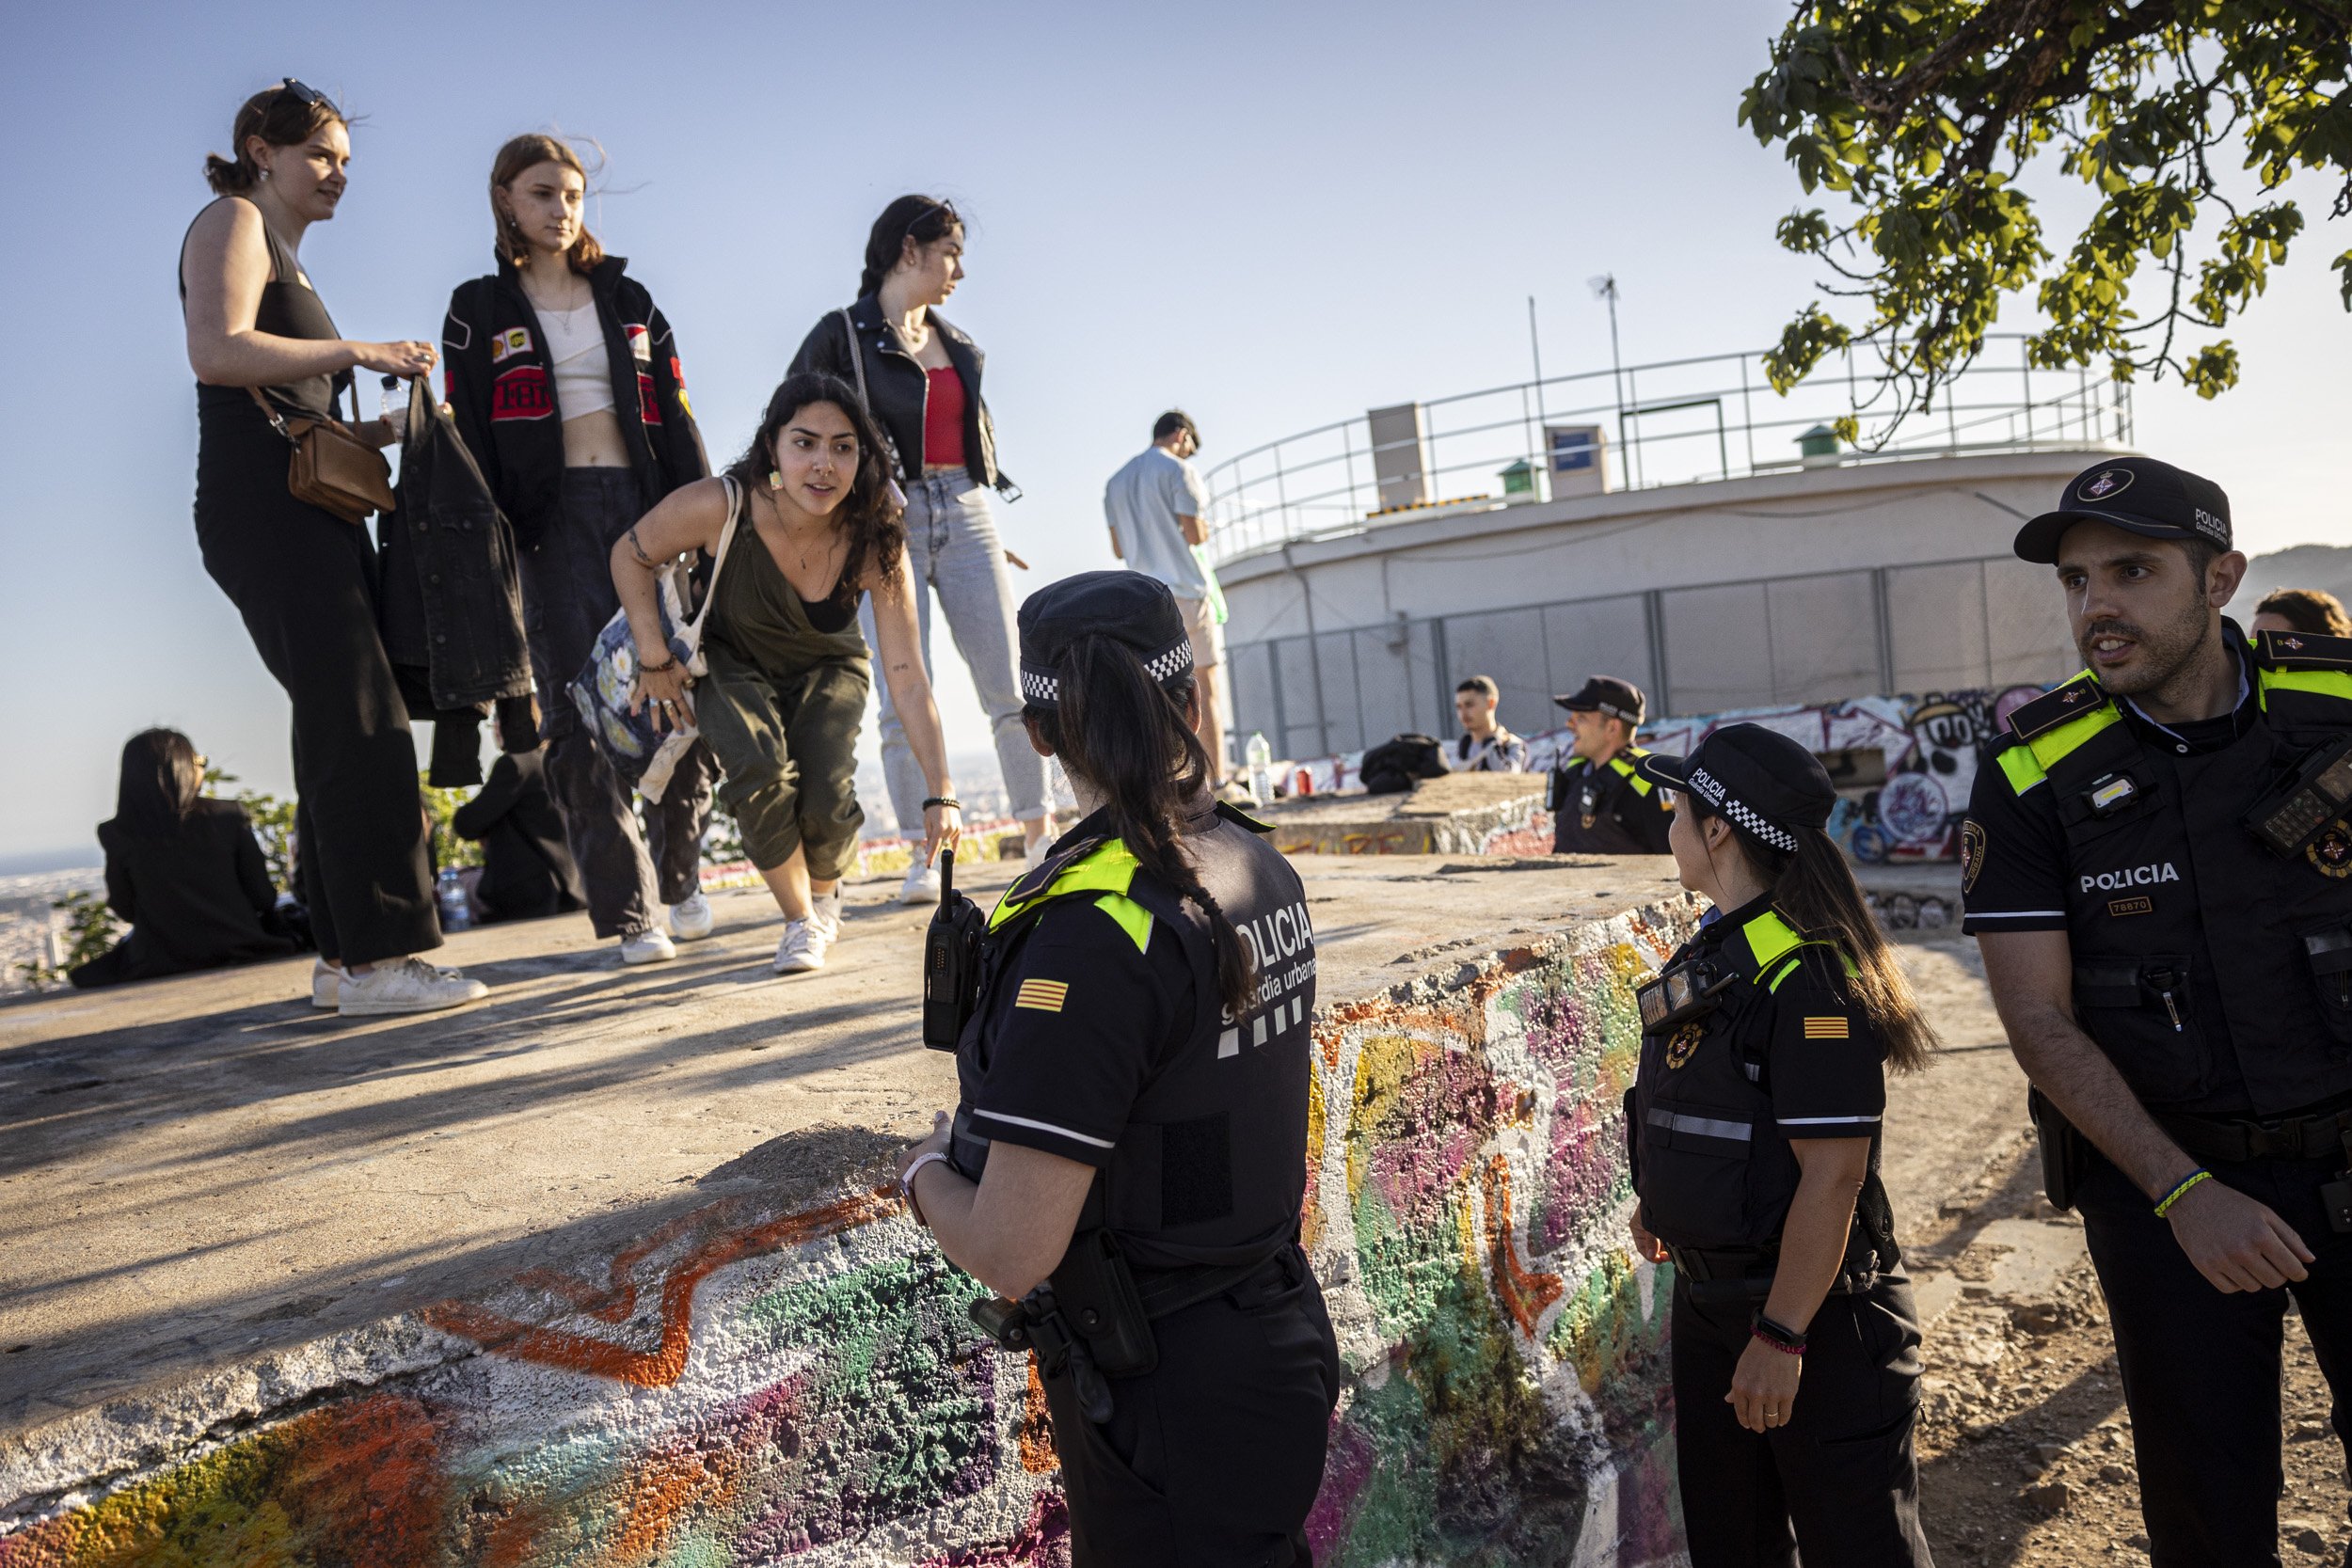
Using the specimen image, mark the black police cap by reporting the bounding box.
[2012,456,2233,565]
[1553,675,1646,725]
[1017,570,1195,707]
[1636,723,1837,855]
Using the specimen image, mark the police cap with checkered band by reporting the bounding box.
[1635,723,1837,856]
[1018,570,1195,707]
[2011,455,2233,565]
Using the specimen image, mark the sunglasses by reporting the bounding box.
[276,78,342,118]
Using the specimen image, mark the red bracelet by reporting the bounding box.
[1750,1326,1804,1356]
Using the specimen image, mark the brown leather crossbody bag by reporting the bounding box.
[246,385,394,524]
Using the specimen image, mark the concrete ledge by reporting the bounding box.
[2,856,1706,1563]
[1251,773,1552,857]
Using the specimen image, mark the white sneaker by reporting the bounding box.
[898,859,942,905]
[772,917,833,974]
[338,958,489,1017]
[812,889,842,938]
[310,959,345,1010]
[668,891,715,942]
[621,929,677,966]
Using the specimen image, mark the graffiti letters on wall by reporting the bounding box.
[1,906,1703,1568]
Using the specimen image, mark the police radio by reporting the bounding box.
[921,848,987,1053]
[2247,736,2352,858]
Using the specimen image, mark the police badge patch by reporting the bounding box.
[2310,820,2352,879]
[1961,820,1986,894]
[1664,1020,1706,1069]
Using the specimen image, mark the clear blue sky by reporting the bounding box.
[2,0,2343,864]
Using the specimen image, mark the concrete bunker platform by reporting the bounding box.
[0,847,2015,1565]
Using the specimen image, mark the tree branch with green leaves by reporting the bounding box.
[1742,0,2352,428]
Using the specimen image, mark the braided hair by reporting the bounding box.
[1025,636,1254,1018]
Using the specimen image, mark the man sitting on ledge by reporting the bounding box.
[1446,674,1528,773]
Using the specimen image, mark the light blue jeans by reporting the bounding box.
[859,475,1051,830]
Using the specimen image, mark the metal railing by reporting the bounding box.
[1203,334,2134,562]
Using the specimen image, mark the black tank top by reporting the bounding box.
[178,197,346,420]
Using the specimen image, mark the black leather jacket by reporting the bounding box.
[789,296,1014,495]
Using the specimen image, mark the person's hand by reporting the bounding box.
[894,1111,952,1186]
[1727,1337,1804,1433]
[923,801,963,867]
[628,653,695,733]
[1629,1214,1670,1264]
[353,340,437,377]
[1003,548,1030,571]
[2166,1176,2313,1291]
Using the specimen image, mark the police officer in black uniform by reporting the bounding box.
[1629,723,1938,1566]
[1963,455,2352,1567]
[1549,675,1676,855]
[895,570,1339,1568]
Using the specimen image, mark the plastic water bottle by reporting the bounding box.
[1246,733,1274,807]
[378,374,409,425]
[436,866,471,932]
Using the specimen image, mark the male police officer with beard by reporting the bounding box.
[895,572,1338,1568]
[1963,456,2352,1566]
[1548,676,1675,855]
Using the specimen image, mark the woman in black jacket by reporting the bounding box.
[444,135,716,968]
[789,196,1049,903]
[72,731,300,990]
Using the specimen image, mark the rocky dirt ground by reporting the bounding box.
[1904,1138,2349,1567]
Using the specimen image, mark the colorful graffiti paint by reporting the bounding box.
[2,905,1701,1567]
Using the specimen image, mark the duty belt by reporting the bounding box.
[2158,1107,2352,1164]
[1663,1242,1883,1305]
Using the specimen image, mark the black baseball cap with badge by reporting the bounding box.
[1554,675,1647,726]
[2011,455,2233,565]
[1634,723,1838,856]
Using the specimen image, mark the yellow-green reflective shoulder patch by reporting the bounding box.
[1091,893,1153,956]
[1998,745,2047,795]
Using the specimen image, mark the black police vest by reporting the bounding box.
[1991,630,2352,1115]
[1631,908,1859,1251]
[950,803,1317,1271]
[1550,747,1666,855]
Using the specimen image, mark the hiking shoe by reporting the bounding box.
[668,891,715,942]
[339,958,488,1017]
[772,918,832,974]
[898,858,941,905]
[621,929,677,966]
[310,959,345,1010]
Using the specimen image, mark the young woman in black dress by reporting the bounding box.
[179,81,485,1017]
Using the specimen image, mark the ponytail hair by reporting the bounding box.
[114,728,204,838]
[858,195,963,300]
[204,83,345,196]
[488,134,608,274]
[1688,804,1938,1073]
[1026,641,1255,1019]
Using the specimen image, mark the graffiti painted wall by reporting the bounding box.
[2,904,1700,1567]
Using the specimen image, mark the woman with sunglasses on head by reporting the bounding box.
[612,372,961,974]
[789,196,1049,903]
[442,135,717,969]
[1628,724,1938,1566]
[179,80,485,1017]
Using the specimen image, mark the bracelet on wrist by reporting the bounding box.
[2153,1167,2214,1218]
[922,797,961,811]
[900,1150,952,1227]
[1750,1309,1807,1356]
[638,655,677,674]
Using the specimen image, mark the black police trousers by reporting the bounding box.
[1036,1245,1340,1568]
[2077,1148,2352,1568]
[1671,1272,1933,1567]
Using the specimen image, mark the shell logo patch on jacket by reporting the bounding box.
[1802,1015,1851,1040]
[1014,977,1069,1013]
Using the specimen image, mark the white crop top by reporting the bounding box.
[537,300,613,419]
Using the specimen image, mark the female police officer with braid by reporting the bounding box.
[894,570,1338,1568]
[1628,724,1939,1566]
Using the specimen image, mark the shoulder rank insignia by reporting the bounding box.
[2258,628,2352,672]
[2004,678,2113,742]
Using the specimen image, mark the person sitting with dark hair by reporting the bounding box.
[71,730,301,990]
[1446,675,1528,771]
[450,709,586,926]
[2249,586,2352,639]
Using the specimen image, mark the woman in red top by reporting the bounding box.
[789,198,1048,903]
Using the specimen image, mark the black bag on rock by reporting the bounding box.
[1359,733,1448,795]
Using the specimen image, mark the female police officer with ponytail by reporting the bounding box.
[894,570,1338,1568]
[1628,724,1939,1566]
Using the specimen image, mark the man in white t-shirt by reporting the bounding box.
[1104,410,1229,772]
[1446,675,1529,772]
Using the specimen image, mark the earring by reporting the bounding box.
[769,469,784,490]
[259,166,272,182]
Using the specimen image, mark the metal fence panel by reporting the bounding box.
[1767,570,1883,705]
[1983,555,2079,687]
[1434,607,1551,738]
[1661,581,1774,714]
[1541,594,1656,709]
[1886,561,1992,692]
